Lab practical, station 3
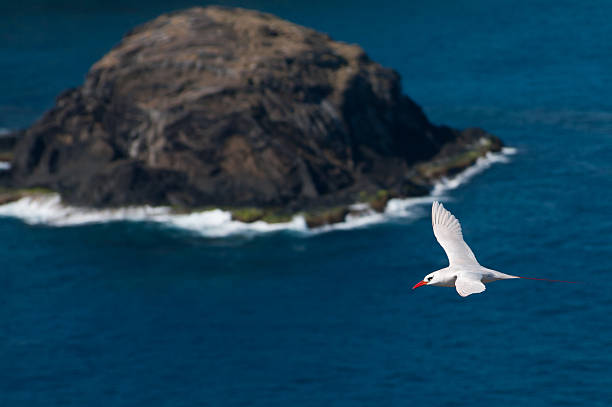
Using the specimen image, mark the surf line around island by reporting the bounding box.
[0,147,517,237]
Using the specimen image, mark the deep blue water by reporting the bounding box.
[1,1,612,406]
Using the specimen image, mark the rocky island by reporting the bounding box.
[2,6,502,227]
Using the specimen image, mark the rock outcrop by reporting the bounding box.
[7,6,502,220]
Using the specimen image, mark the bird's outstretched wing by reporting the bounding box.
[455,272,486,297]
[432,201,479,267]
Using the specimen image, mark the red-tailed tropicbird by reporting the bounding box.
[413,201,577,297]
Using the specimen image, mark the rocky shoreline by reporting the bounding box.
[0,142,505,229]
[1,6,504,228]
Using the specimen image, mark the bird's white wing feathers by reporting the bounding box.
[432,201,479,267]
[455,273,486,297]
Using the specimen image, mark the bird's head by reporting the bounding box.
[412,272,438,289]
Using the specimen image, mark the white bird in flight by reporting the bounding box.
[413,201,576,297]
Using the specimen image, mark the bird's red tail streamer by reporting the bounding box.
[518,276,581,284]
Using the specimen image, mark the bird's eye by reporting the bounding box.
[427,276,433,281]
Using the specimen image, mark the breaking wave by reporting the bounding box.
[0,147,516,237]
[431,146,516,196]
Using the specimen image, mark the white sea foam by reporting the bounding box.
[158,210,308,237]
[0,194,170,226]
[0,147,517,236]
[431,147,517,196]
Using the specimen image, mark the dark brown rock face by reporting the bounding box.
[10,6,501,210]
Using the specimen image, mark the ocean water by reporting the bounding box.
[1,1,612,406]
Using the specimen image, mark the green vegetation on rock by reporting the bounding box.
[230,207,265,223]
[356,189,398,213]
[369,189,396,213]
[418,150,483,179]
[260,213,293,224]
[229,208,293,224]
[304,206,350,228]
[415,135,503,181]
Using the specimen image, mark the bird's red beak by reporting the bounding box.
[412,280,428,290]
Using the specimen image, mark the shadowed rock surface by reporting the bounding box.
[8,6,502,218]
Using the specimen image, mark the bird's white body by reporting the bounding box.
[426,266,518,287]
[413,201,519,297]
